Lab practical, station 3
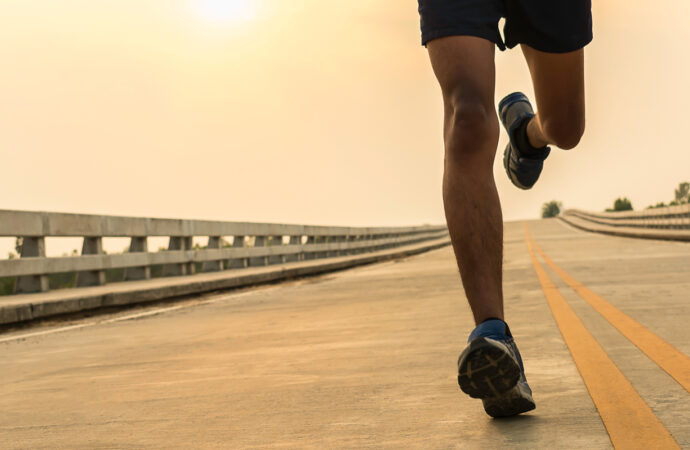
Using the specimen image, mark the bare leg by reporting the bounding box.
[427,36,503,325]
[521,45,586,150]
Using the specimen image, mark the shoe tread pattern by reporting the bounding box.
[482,382,536,418]
[457,338,521,399]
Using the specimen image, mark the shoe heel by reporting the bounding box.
[498,91,529,115]
[457,338,521,399]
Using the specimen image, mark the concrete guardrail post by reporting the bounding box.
[249,236,267,267]
[268,235,284,265]
[345,235,356,255]
[285,236,301,262]
[124,237,151,281]
[335,235,346,256]
[76,237,106,287]
[227,235,247,269]
[304,235,316,260]
[316,236,328,259]
[202,236,223,272]
[164,236,194,276]
[14,236,49,294]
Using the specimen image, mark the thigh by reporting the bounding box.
[427,36,496,109]
[521,45,585,125]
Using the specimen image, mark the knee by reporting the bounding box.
[447,95,495,138]
[541,113,585,150]
[444,94,498,163]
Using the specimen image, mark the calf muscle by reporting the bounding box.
[427,36,504,324]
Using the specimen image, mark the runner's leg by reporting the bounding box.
[520,45,586,150]
[426,36,503,325]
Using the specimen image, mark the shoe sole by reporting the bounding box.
[498,92,541,190]
[483,383,536,418]
[502,144,532,190]
[457,337,521,399]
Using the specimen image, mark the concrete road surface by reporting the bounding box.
[1,219,688,448]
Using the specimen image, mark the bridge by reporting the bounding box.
[1,208,688,448]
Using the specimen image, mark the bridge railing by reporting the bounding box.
[0,210,447,295]
[563,205,690,230]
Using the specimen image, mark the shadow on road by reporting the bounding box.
[485,414,547,444]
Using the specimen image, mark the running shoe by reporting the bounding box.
[457,319,536,418]
[498,92,550,190]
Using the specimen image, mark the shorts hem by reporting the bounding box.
[506,32,593,54]
[421,27,505,50]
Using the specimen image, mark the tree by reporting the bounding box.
[607,197,633,212]
[674,182,689,204]
[541,200,562,218]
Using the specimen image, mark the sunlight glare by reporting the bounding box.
[194,0,256,24]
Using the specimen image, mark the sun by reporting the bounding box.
[193,0,256,24]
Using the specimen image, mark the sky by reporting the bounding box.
[1,0,688,242]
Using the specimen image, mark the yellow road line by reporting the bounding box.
[531,238,690,393]
[524,224,678,449]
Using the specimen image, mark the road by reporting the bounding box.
[1,219,688,448]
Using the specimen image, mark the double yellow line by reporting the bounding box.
[524,223,686,449]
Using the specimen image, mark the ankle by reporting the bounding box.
[479,316,505,325]
[523,117,549,150]
[476,317,513,337]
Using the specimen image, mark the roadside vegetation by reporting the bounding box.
[646,181,689,209]
[606,181,689,212]
[539,181,688,219]
[606,197,633,212]
[541,200,562,218]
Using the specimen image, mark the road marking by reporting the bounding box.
[0,286,281,344]
[524,223,679,449]
[0,323,92,344]
[531,239,690,393]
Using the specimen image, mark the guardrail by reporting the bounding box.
[563,205,690,229]
[560,206,690,242]
[0,210,447,295]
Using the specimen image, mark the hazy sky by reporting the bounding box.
[1,0,688,231]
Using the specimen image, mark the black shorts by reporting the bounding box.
[418,0,592,53]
